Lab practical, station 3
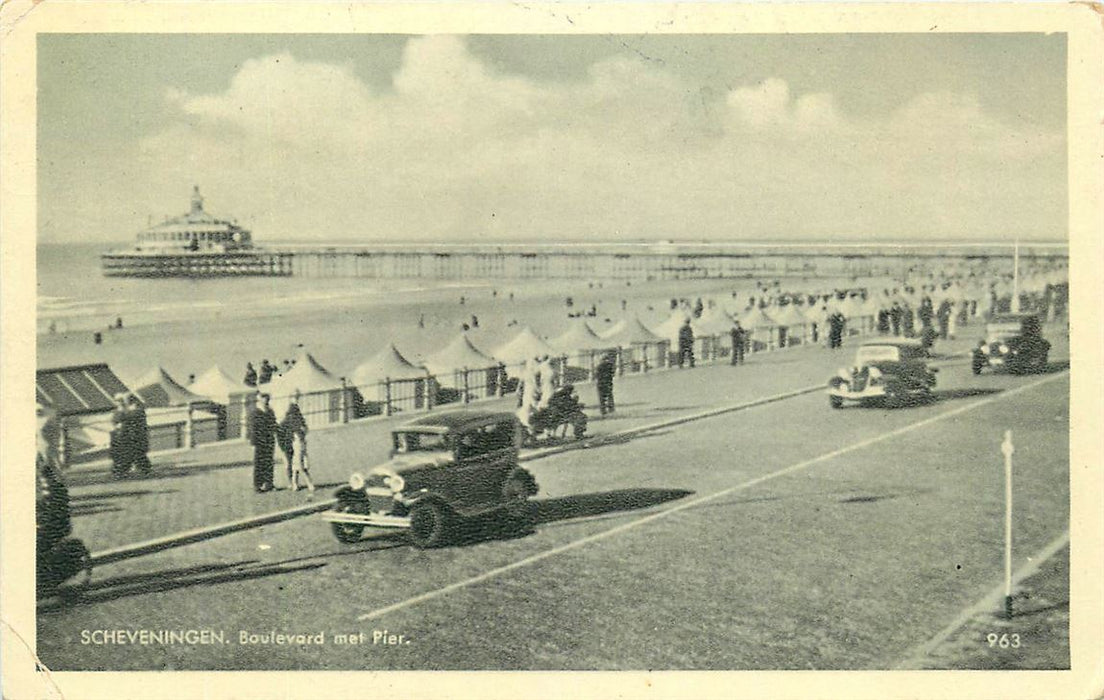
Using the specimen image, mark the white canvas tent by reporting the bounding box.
[492,327,559,367]
[266,350,346,425]
[423,333,500,395]
[133,366,207,408]
[351,344,431,414]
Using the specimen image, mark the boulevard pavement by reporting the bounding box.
[63,329,1004,556]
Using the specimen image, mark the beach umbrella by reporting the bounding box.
[351,344,429,387]
[132,366,207,407]
[492,327,559,366]
[423,333,498,388]
[189,365,254,404]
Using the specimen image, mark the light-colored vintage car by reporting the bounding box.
[827,339,937,408]
[322,409,538,548]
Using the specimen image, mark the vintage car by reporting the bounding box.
[322,410,539,549]
[972,313,1050,374]
[827,339,937,408]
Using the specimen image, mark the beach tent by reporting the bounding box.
[492,327,559,368]
[739,306,777,330]
[600,314,663,345]
[132,366,207,408]
[550,319,619,381]
[351,344,428,386]
[423,333,501,398]
[550,319,615,353]
[767,304,807,329]
[600,315,669,369]
[264,350,349,426]
[189,365,254,404]
[188,364,257,440]
[839,295,866,319]
[653,310,692,345]
[350,344,431,414]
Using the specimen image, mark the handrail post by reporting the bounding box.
[184,403,195,449]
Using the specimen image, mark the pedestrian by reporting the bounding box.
[126,395,153,476]
[595,350,617,416]
[730,321,746,365]
[109,393,130,479]
[280,393,314,492]
[890,302,903,336]
[244,362,257,387]
[677,318,695,368]
[250,393,278,492]
[258,359,274,385]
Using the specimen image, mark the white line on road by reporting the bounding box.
[893,529,1071,669]
[357,370,1069,622]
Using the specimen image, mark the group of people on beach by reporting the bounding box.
[248,392,314,494]
[109,392,151,479]
[243,358,298,387]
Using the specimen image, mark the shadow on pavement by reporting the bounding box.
[445,487,695,549]
[66,460,252,488]
[931,387,1003,402]
[39,559,325,612]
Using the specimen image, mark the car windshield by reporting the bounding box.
[986,322,1023,341]
[455,421,517,460]
[393,431,449,454]
[855,346,900,364]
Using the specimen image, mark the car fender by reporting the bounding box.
[333,485,369,505]
[505,467,539,497]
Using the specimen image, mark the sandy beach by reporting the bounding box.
[37,274,876,386]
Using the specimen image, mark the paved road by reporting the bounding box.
[37,334,1070,671]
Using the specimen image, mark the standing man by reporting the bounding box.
[595,350,617,416]
[677,318,695,368]
[109,393,130,479]
[243,362,258,387]
[127,394,153,476]
[730,321,746,365]
[250,393,278,492]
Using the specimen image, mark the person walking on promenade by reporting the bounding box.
[250,393,278,492]
[730,321,747,365]
[595,350,617,416]
[890,302,903,336]
[827,312,844,349]
[279,393,314,492]
[677,318,695,368]
[243,362,257,387]
[126,394,153,476]
[109,393,131,479]
[278,393,309,488]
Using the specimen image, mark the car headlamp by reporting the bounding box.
[348,472,366,490]
[980,345,991,355]
[999,344,1009,354]
[384,474,405,494]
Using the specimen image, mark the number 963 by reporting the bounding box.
[986,633,1021,648]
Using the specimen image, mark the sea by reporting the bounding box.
[36,243,488,335]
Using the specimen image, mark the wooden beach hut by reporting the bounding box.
[189,364,257,439]
[423,333,501,403]
[350,344,431,416]
[266,350,347,427]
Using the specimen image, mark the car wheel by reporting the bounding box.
[829,395,843,409]
[502,475,534,529]
[409,501,450,549]
[329,503,366,544]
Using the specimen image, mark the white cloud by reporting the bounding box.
[54,37,1063,244]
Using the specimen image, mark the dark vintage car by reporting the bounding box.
[972,313,1050,374]
[827,339,937,408]
[322,410,539,548]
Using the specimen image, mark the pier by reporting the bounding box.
[280,241,1068,280]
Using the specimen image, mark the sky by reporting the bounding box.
[37,33,1067,244]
